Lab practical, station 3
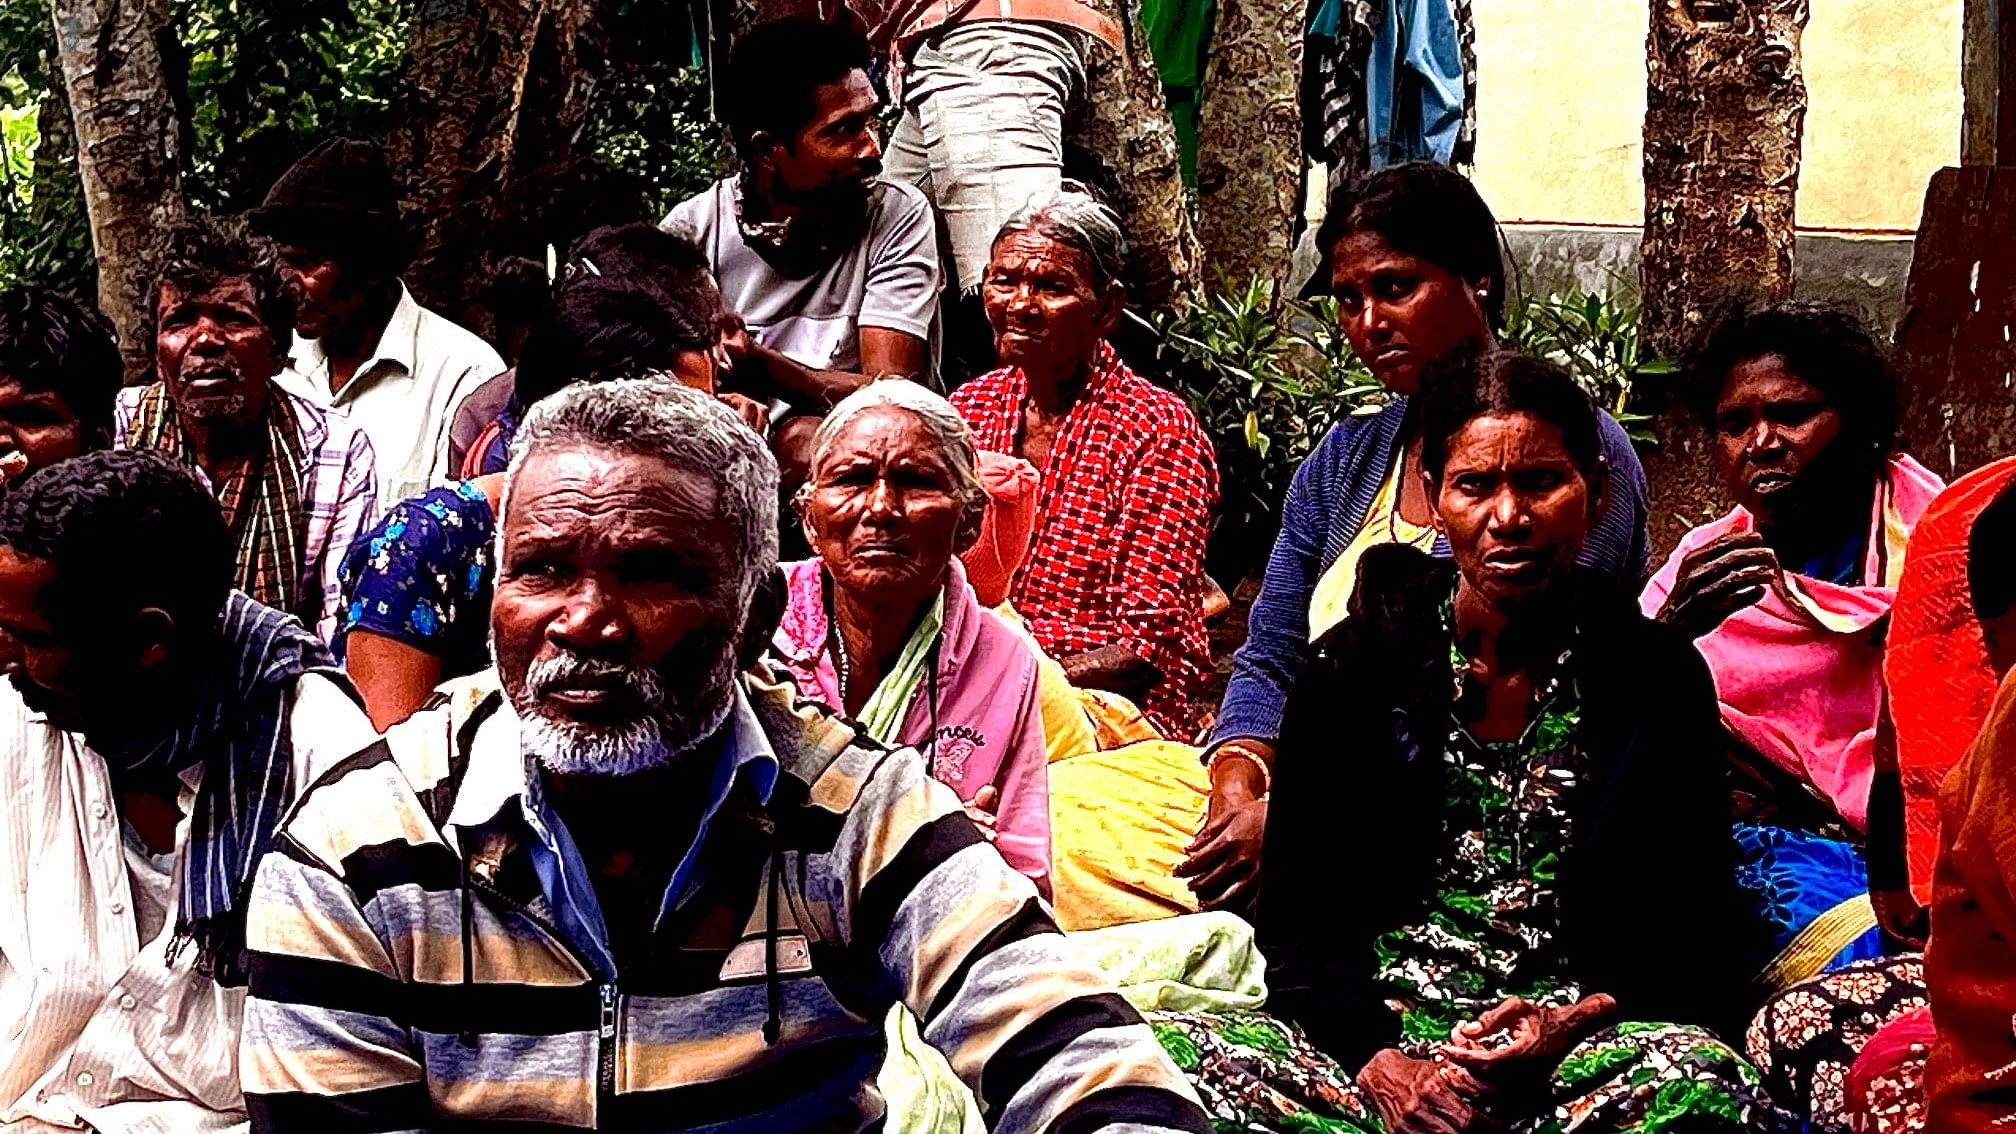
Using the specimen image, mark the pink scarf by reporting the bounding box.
[1641,454,1945,829]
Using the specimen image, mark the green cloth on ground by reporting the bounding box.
[877,912,1264,1134]
[1070,909,1269,1014]
[877,1007,985,1134]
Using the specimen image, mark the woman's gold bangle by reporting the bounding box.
[1207,744,1272,796]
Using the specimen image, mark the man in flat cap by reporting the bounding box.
[251,137,505,504]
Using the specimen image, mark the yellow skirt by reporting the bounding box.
[1048,739,1212,932]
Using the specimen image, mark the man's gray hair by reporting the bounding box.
[505,377,780,606]
[805,379,985,525]
[992,180,1130,292]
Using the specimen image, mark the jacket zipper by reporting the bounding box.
[466,876,620,1117]
[598,981,619,1103]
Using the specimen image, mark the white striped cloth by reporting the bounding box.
[0,675,376,1134]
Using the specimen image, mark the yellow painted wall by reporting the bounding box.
[1469,0,1647,226]
[1468,0,1963,234]
[1802,0,1963,231]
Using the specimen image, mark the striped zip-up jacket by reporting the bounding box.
[239,669,1211,1132]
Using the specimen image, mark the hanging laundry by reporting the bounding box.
[1451,0,1476,165]
[1301,0,1377,170]
[1365,0,1467,167]
[1142,0,1216,185]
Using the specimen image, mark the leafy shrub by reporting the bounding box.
[1137,276,1667,580]
[176,0,414,213]
[0,0,90,296]
[0,0,414,296]
[1502,286,1669,445]
[1130,275,1388,579]
[581,14,733,220]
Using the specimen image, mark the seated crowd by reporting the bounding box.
[3,18,2015,1134]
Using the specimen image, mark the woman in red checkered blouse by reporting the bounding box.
[948,184,1219,738]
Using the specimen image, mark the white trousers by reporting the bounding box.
[884,20,1088,292]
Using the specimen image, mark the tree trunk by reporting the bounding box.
[1195,0,1302,305]
[49,0,184,382]
[1641,0,1807,352]
[1638,0,1808,554]
[1960,0,1996,163]
[33,49,79,233]
[1895,168,2016,481]
[389,0,607,341]
[1067,1,1204,312]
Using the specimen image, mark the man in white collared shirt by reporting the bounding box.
[249,138,505,505]
[0,451,376,1134]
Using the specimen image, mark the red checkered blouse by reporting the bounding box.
[951,342,1219,737]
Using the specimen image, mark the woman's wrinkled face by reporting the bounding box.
[982,230,1119,374]
[1329,230,1493,395]
[1431,411,1597,609]
[803,406,975,607]
[1712,353,1845,526]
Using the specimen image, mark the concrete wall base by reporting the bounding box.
[1502,224,1915,338]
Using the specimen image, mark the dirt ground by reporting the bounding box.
[1191,575,1260,739]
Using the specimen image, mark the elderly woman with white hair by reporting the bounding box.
[769,378,1053,892]
[949,183,1219,739]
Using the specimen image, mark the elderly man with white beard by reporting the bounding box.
[236,376,1212,1133]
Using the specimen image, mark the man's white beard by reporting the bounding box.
[523,712,675,777]
[514,650,740,777]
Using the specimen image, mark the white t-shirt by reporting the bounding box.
[663,177,943,383]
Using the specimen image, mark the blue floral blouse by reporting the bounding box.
[336,479,496,679]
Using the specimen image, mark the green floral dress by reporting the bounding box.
[1150,599,1790,1134]
[1375,625,1586,1049]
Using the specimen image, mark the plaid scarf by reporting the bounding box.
[99,591,332,985]
[128,382,310,625]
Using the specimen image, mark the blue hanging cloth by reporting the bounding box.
[1365,0,1465,167]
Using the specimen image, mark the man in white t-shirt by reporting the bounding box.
[250,138,505,504]
[663,18,942,485]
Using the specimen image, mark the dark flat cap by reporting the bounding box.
[248,137,406,251]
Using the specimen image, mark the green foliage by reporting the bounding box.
[1130,275,1388,576]
[174,0,413,212]
[0,0,412,295]
[1502,286,1670,445]
[1136,276,1667,577]
[0,0,90,295]
[580,6,732,220]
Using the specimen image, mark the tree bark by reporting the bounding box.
[49,0,185,382]
[1638,0,1808,554]
[389,0,607,340]
[1960,0,1996,163]
[1067,0,1204,312]
[1895,168,2016,481]
[1641,0,1807,353]
[1195,0,1301,305]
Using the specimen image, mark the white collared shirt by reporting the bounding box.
[280,283,505,506]
[0,676,376,1134]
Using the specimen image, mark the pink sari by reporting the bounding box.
[1641,455,1945,829]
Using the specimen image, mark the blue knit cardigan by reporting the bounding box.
[1208,397,1652,750]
